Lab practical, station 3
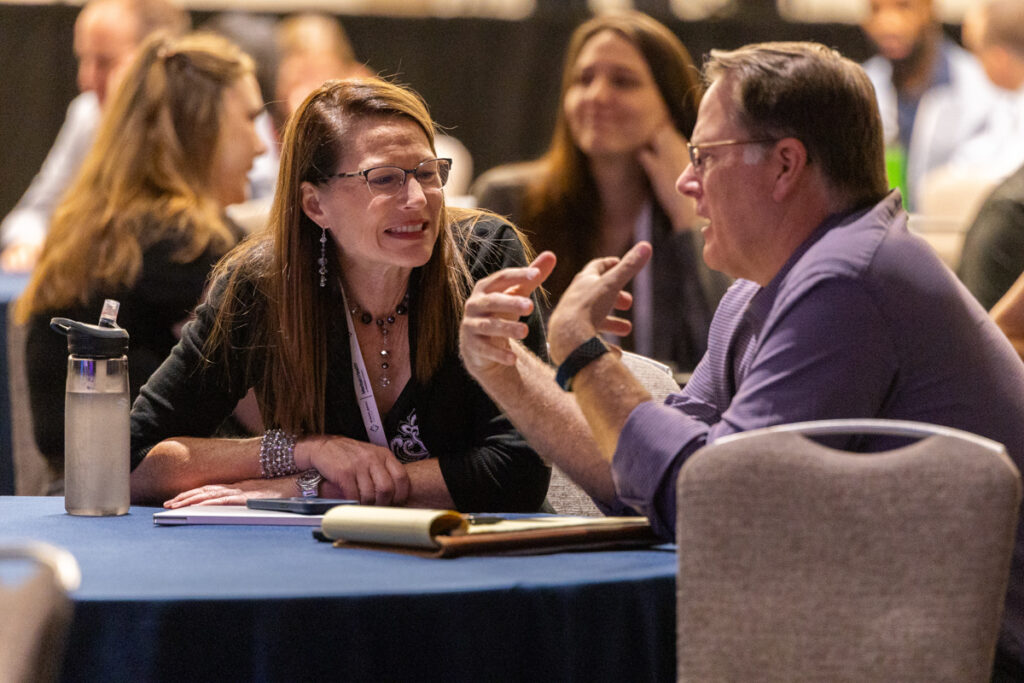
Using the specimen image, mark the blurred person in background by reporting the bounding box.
[200,11,282,205]
[273,12,474,201]
[860,0,997,210]
[472,10,729,375]
[14,32,265,492]
[0,0,190,272]
[953,0,1024,309]
[273,12,372,132]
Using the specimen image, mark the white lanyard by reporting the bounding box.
[340,288,388,447]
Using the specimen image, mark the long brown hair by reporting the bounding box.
[519,10,702,300]
[16,31,250,322]
[206,78,487,435]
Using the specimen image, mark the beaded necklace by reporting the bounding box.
[349,293,410,388]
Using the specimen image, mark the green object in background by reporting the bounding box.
[885,144,909,209]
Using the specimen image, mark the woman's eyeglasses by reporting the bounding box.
[330,158,452,197]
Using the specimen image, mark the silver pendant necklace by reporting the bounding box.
[349,293,409,388]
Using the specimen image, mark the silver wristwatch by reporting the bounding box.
[296,469,323,498]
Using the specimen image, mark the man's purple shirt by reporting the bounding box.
[609,191,1024,539]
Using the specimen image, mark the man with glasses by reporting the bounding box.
[459,41,1024,678]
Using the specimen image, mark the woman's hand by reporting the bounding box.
[163,477,295,508]
[299,435,410,506]
[637,123,699,232]
[459,251,555,376]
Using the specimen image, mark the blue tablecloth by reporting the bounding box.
[0,497,678,682]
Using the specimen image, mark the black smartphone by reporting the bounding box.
[247,497,359,515]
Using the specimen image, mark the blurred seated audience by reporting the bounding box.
[860,0,997,210]
[948,0,1024,180]
[919,0,1024,258]
[471,10,729,374]
[944,0,1024,308]
[0,0,190,273]
[14,32,264,491]
[128,78,549,512]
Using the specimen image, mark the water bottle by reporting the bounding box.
[51,299,130,516]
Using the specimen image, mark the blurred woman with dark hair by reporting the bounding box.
[473,10,729,374]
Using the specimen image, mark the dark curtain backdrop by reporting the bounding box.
[0,3,877,219]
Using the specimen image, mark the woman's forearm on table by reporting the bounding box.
[130,436,261,504]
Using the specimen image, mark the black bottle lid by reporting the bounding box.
[50,317,129,358]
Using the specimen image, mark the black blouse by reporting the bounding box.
[130,215,551,512]
[27,217,238,474]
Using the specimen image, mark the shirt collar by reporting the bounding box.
[745,190,902,323]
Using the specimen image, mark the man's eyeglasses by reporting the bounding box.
[330,157,452,197]
[686,139,777,173]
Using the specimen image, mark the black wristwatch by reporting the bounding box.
[554,336,610,391]
[296,469,323,498]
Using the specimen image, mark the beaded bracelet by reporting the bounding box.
[259,428,299,478]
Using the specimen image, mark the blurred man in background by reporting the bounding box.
[860,0,996,210]
[956,0,1024,309]
[0,0,189,272]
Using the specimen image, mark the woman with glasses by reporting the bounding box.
[472,10,729,375]
[129,77,550,511]
[16,32,264,492]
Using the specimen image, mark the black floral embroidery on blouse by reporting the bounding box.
[390,409,429,463]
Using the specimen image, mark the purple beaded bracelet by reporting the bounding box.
[259,429,299,478]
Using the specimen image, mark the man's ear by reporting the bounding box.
[300,181,326,226]
[770,137,809,202]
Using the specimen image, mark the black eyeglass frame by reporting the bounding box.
[329,157,453,196]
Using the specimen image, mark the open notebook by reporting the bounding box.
[316,506,661,558]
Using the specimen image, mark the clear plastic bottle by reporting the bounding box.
[51,300,130,516]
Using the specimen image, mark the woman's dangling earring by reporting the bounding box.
[318,226,328,288]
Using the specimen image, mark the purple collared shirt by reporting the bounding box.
[609,191,1024,544]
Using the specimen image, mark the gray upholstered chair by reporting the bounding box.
[676,419,1021,682]
[545,351,680,517]
[0,541,80,683]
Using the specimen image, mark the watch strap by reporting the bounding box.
[554,336,610,391]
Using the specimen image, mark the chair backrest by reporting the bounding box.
[676,419,1021,682]
[619,351,679,404]
[545,351,681,517]
[0,541,80,683]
